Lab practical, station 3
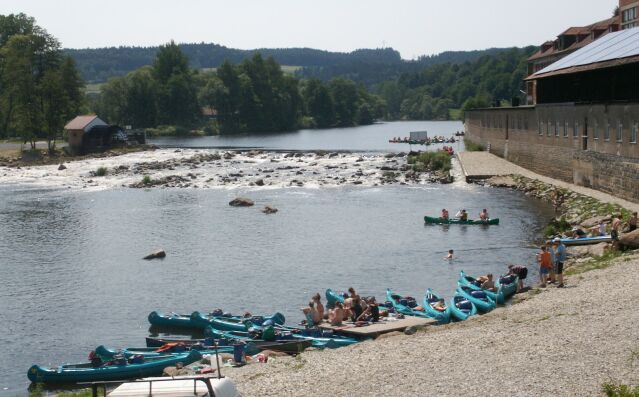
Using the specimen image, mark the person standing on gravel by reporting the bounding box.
[537,245,552,287]
[507,264,528,292]
[612,213,623,242]
[546,240,557,284]
[553,237,566,288]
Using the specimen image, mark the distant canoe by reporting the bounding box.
[456,285,496,313]
[386,289,431,319]
[424,216,499,225]
[458,271,505,304]
[423,289,451,324]
[449,294,477,321]
[559,235,612,246]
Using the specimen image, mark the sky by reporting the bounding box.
[0,0,617,59]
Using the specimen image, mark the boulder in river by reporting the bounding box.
[143,249,166,260]
[229,197,254,207]
[58,163,67,170]
[255,179,265,186]
[262,205,278,214]
[619,229,639,249]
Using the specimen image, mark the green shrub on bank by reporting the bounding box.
[145,125,190,137]
[142,175,153,185]
[95,167,107,176]
[565,250,625,276]
[543,217,572,237]
[407,151,451,172]
[602,382,639,397]
[464,138,484,152]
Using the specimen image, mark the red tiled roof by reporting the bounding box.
[64,115,99,130]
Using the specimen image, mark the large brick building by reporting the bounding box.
[465,24,639,202]
[620,0,639,29]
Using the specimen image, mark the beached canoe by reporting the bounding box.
[456,285,496,313]
[27,350,201,384]
[325,288,346,307]
[424,216,499,225]
[148,311,198,329]
[497,274,519,298]
[449,294,478,321]
[559,235,612,246]
[95,344,235,360]
[458,271,505,304]
[423,289,451,324]
[190,311,285,332]
[144,336,306,355]
[204,325,357,349]
[386,289,431,319]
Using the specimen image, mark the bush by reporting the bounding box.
[407,151,452,172]
[464,138,484,152]
[96,167,107,176]
[602,382,639,397]
[142,175,153,185]
[145,125,190,137]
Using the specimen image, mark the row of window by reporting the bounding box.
[479,115,529,131]
[622,6,638,23]
[537,119,638,143]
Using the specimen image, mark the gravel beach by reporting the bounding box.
[224,254,639,396]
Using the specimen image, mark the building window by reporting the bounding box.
[604,120,611,141]
[524,118,528,130]
[547,120,552,136]
[538,120,543,135]
[555,121,560,137]
[632,122,638,144]
[564,121,569,137]
[594,120,599,140]
[574,120,580,138]
[617,121,623,142]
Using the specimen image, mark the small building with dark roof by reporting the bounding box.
[64,115,133,154]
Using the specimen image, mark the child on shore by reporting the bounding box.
[537,245,552,287]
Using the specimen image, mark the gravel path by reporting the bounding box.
[224,255,639,396]
[457,152,639,213]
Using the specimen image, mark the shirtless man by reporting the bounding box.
[311,293,324,323]
[480,274,496,292]
[612,213,623,242]
[479,209,489,221]
[328,302,344,326]
[431,298,447,312]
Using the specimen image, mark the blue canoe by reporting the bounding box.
[191,311,285,332]
[456,285,496,313]
[458,271,505,304]
[95,345,235,360]
[204,326,358,349]
[449,294,478,321]
[497,274,519,298]
[148,311,198,329]
[27,350,201,384]
[559,235,612,246]
[423,289,451,324]
[325,288,346,307]
[386,289,430,318]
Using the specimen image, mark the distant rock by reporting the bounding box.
[619,229,639,249]
[57,164,67,170]
[229,197,254,207]
[143,249,166,260]
[255,179,265,186]
[262,205,278,214]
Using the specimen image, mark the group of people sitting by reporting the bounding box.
[569,211,637,241]
[302,288,381,327]
[440,208,489,222]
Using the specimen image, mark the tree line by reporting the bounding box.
[0,13,84,150]
[93,42,386,134]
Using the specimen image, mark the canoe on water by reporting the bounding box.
[386,289,431,319]
[147,311,198,329]
[559,235,612,246]
[456,285,496,313]
[423,289,451,324]
[424,216,499,225]
[27,350,201,384]
[449,293,478,321]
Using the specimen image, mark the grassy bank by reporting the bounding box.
[463,138,484,152]
[407,151,452,172]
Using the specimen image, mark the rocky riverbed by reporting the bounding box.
[0,149,451,190]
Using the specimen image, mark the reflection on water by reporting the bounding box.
[0,182,553,395]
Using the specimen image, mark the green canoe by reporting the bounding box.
[424,216,499,225]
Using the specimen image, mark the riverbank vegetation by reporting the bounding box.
[407,151,452,172]
[0,14,85,151]
[463,138,484,152]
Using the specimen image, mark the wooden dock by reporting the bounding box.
[318,316,437,338]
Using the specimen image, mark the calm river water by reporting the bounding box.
[0,121,553,395]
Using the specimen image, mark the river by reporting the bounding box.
[0,121,553,395]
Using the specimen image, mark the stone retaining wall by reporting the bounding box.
[465,103,639,202]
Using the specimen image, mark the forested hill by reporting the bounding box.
[65,43,519,83]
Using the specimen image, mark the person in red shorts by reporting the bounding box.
[537,245,553,287]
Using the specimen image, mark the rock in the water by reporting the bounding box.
[262,205,278,214]
[58,164,67,170]
[143,249,166,260]
[404,326,417,335]
[229,197,254,207]
[255,179,265,186]
[619,229,639,249]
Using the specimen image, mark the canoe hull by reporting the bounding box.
[424,216,499,225]
[423,289,451,324]
[456,285,496,313]
[559,236,612,246]
[386,289,431,319]
[449,294,478,321]
[458,271,505,304]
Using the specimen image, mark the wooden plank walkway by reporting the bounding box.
[318,316,437,338]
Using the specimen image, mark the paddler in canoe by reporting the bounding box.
[455,209,469,221]
[479,209,489,221]
[440,208,449,220]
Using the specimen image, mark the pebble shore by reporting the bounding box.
[224,254,639,396]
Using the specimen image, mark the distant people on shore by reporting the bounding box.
[571,227,587,239]
[507,264,528,292]
[552,237,566,288]
[537,245,553,287]
[546,240,557,284]
[479,209,489,220]
[301,293,324,326]
[357,296,380,322]
[611,213,623,242]
[627,212,637,232]
[590,220,607,237]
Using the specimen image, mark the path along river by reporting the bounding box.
[0,121,553,395]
